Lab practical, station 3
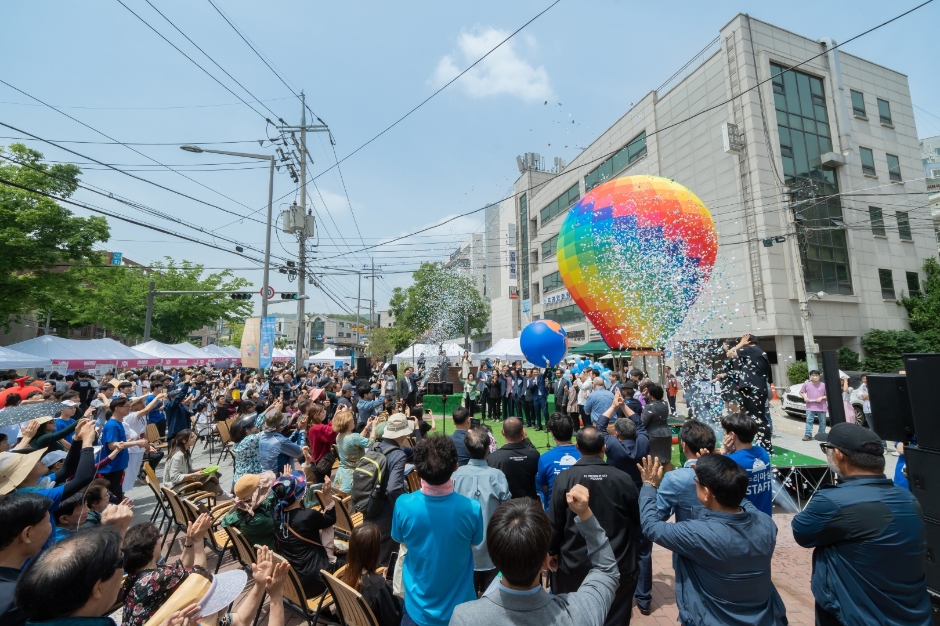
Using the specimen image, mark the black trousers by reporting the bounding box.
[513,397,524,418]
[555,569,638,625]
[523,400,535,426]
[143,451,164,471]
[568,412,581,433]
[100,469,125,503]
[739,386,773,454]
[364,506,397,567]
[501,396,512,419]
[487,395,500,420]
[465,393,476,417]
[154,419,166,437]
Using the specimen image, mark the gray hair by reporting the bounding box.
[614,418,637,440]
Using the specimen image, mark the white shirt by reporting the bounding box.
[859,384,871,414]
[577,379,593,405]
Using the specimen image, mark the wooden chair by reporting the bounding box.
[404,469,421,494]
[223,526,258,572]
[215,420,236,466]
[179,496,234,573]
[320,569,381,626]
[333,496,363,538]
[145,423,167,450]
[269,552,340,625]
[144,463,214,512]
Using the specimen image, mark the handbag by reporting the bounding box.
[315,449,338,476]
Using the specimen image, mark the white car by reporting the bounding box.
[780,383,867,427]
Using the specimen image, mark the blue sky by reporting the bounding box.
[2,0,938,317]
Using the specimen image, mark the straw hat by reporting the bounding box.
[234,474,260,501]
[0,449,46,495]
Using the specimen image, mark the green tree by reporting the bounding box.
[0,143,110,330]
[787,360,809,385]
[837,346,862,370]
[274,338,288,349]
[365,327,395,361]
[387,326,417,353]
[388,262,489,341]
[901,257,940,333]
[68,259,253,343]
[861,329,929,373]
[228,323,245,348]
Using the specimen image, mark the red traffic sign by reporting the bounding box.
[262,286,275,300]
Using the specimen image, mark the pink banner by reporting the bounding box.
[116,358,162,368]
[52,359,118,370]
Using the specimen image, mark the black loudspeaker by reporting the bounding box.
[821,350,846,426]
[356,358,371,380]
[867,374,915,444]
[904,354,940,451]
[387,364,398,379]
[904,446,940,521]
[426,382,454,395]
[925,519,940,594]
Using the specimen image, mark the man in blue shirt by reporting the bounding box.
[720,413,773,516]
[639,453,788,625]
[450,406,472,466]
[537,414,581,510]
[793,423,931,626]
[532,369,549,431]
[145,381,167,435]
[393,434,483,626]
[356,379,386,429]
[656,419,716,523]
[582,377,613,428]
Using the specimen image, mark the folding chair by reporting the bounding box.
[320,569,381,626]
[331,496,363,539]
[404,469,421,494]
[215,420,236,467]
[179,496,234,573]
[223,526,258,572]
[269,552,339,625]
[145,423,168,450]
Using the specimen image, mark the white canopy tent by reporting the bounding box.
[0,345,52,369]
[272,348,293,361]
[392,342,465,365]
[472,337,526,363]
[304,347,351,366]
[133,340,203,366]
[8,336,125,370]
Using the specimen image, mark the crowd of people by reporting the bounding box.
[0,342,931,626]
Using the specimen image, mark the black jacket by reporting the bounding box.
[487,440,540,499]
[549,456,640,578]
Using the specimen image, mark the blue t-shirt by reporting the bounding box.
[536,444,580,510]
[392,491,483,626]
[146,394,166,424]
[727,446,773,516]
[17,485,63,552]
[55,418,76,443]
[583,389,614,426]
[451,430,470,466]
[97,419,128,472]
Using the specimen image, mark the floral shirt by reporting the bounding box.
[122,562,189,626]
[232,432,262,485]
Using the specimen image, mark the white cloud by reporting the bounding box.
[432,27,553,102]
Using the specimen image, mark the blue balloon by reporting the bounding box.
[520,321,569,368]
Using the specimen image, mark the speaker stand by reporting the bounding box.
[441,395,448,436]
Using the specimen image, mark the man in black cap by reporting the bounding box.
[792,423,930,625]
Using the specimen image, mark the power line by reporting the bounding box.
[0,135,268,145]
[0,96,296,111]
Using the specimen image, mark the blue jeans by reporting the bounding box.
[805,410,827,437]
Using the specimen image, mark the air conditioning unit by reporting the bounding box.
[819,152,846,169]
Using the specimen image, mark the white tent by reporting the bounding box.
[272,348,293,361]
[392,342,465,365]
[84,338,162,367]
[200,345,230,358]
[133,340,202,366]
[0,345,51,369]
[7,336,121,370]
[472,337,525,362]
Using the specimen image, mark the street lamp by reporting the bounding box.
[180,144,276,319]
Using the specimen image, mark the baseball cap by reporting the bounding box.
[61,400,79,407]
[0,449,45,495]
[383,413,414,439]
[816,422,883,454]
[41,450,68,467]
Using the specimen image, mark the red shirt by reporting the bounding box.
[307,423,337,461]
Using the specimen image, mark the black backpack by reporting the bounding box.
[351,441,389,516]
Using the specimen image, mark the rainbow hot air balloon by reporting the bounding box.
[556,175,718,349]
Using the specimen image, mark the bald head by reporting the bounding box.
[502,417,524,442]
[593,377,606,388]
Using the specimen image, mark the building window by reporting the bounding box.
[906,271,921,296]
[879,269,895,300]
[584,131,647,192]
[850,90,866,117]
[543,271,564,294]
[860,147,876,176]
[869,206,886,236]
[877,98,892,125]
[541,234,558,261]
[772,62,852,295]
[542,303,585,325]
[539,183,580,225]
[886,154,901,182]
[897,211,913,241]
[519,193,530,300]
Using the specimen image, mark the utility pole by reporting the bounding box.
[371,259,375,329]
[787,180,819,372]
[356,271,361,359]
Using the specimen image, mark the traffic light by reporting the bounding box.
[230,293,252,300]
[281,293,299,300]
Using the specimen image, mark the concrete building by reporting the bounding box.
[308,315,362,354]
[920,135,940,245]
[484,197,522,343]
[512,14,932,385]
[376,310,395,328]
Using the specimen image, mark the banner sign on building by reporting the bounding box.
[241,317,261,369]
[542,291,571,306]
[260,316,276,370]
[509,286,518,299]
[508,250,517,279]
